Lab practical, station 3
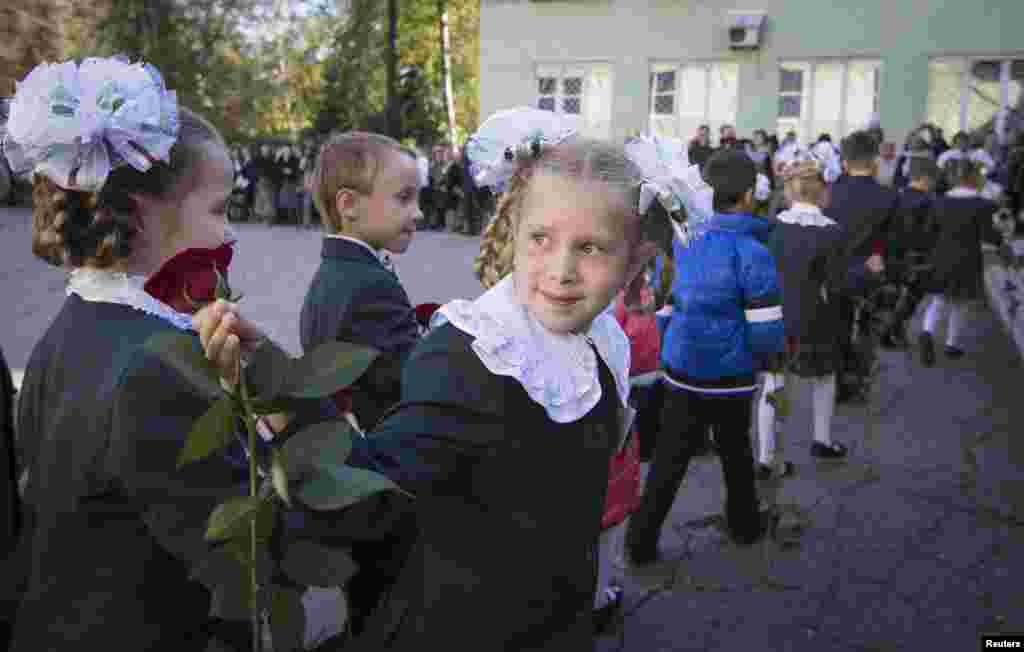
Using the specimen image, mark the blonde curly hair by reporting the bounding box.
[30,107,224,268]
[473,137,678,292]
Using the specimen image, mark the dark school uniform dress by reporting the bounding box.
[300,236,420,430]
[351,291,627,651]
[7,285,358,651]
[926,192,1001,301]
[892,187,937,262]
[769,205,846,377]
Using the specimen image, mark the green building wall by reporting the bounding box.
[480,0,1024,145]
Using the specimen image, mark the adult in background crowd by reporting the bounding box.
[688,125,714,170]
[277,145,303,224]
[251,143,280,223]
[717,124,739,151]
[876,142,899,188]
[893,133,933,190]
[1006,129,1024,217]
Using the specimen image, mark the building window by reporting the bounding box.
[648,61,738,143]
[926,57,1024,145]
[535,63,614,139]
[776,59,882,144]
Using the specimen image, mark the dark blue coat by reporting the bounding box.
[8,296,349,651]
[354,323,620,651]
[300,237,420,428]
[827,175,900,262]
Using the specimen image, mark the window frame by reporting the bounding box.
[647,60,739,141]
[776,58,883,144]
[535,64,587,117]
[925,54,1024,144]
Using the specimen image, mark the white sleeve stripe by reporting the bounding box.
[745,305,783,323]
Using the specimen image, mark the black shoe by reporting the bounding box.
[756,461,795,482]
[835,384,858,404]
[811,440,848,459]
[593,584,624,636]
[919,332,936,367]
[944,345,965,359]
[880,332,908,350]
[730,509,775,546]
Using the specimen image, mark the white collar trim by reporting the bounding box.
[66,267,195,332]
[947,187,980,198]
[432,276,631,423]
[776,203,837,227]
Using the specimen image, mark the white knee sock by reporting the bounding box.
[756,372,780,465]
[811,374,836,446]
[946,301,967,348]
[922,294,946,335]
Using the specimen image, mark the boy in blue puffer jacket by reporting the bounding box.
[624,150,785,564]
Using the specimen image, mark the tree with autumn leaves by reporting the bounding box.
[53,0,479,146]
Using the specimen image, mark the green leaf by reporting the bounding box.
[282,421,354,479]
[143,331,222,399]
[280,540,359,587]
[269,585,307,652]
[272,448,291,507]
[294,464,402,512]
[206,495,275,542]
[178,396,238,467]
[205,547,253,621]
[243,339,294,401]
[284,341,380,399]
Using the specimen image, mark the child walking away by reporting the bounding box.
[624,148,784,566]
[770,158,850,461]
[300,132,422,429]
[828,131,898,403]
[919,158,1002,365]
[880,157,941,349]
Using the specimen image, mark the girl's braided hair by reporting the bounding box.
[30,107,224,268]
[474,137,679,293]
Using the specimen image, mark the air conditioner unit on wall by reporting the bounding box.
[727,11,766,49]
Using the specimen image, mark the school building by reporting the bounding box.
[479,0,1024,147]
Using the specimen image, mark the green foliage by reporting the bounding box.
[316,0,479,142]
[142,274,392,650]
[64,0,478,145]
[295,464,403,512]
[178,396,237,467]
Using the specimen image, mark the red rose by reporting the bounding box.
[144,242,235,314]
[414,302,442,328]
[332,388,354,415]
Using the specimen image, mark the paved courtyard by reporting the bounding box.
[3,207,1022,650]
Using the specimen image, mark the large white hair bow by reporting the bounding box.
[623,132,714,246]
[808,141,842,184]
[464,106,581,192]
[2,56,179,193]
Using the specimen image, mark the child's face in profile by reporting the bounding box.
[513,173,651,335]
[347,150,421,253]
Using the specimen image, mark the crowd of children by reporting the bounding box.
[1,54,1018,652]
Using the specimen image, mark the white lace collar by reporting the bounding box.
[947,187,980,198]
[776,202,837,228]
[433,276,631,423]
[66,267,195,332]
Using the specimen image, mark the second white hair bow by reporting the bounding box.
[3,55,179,193]
[464,106,581,193]
[623,132,714,246]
